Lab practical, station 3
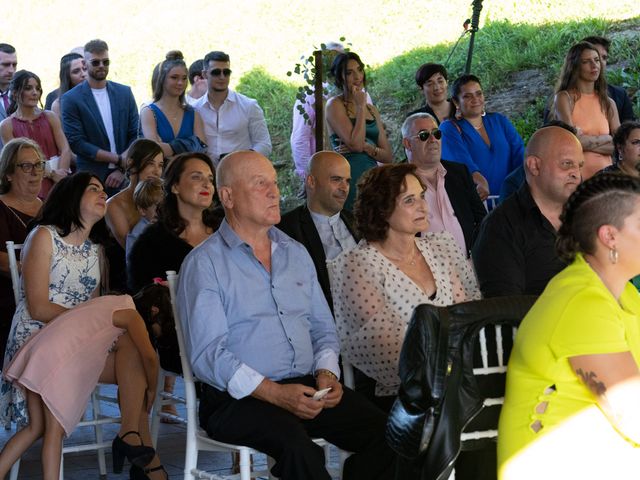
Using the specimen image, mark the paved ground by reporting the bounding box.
[1,378,343,479]
[0,379,269,479]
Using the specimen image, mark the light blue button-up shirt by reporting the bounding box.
[176,219,340,399]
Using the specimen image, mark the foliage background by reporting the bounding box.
[5,1,640,198]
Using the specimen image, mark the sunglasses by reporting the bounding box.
[16,161,46,173]
[412,128,442,142]
[209,68,232,77]
[90,59,110,67]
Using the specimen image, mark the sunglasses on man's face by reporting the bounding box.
[412,128,442,142]
[209,68,232,77]
[90,59,110,67]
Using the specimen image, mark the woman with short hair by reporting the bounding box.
[329,163,480,409]
[499,173,640,479]
[0,138,44,359]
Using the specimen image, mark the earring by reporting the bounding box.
[455,108,462,120]
[481,106,486,117]
[609,247,619,264]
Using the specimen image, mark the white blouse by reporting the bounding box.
[328,232,481,396]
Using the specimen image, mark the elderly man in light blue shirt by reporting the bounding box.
[177,151,394,480]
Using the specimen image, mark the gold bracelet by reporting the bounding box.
[315,369,337,381]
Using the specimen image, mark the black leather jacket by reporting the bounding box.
[389,296,537,480]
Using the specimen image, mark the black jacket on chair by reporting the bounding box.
[277,205,358,311]
[388,296,537,480]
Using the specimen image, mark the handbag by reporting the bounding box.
[385,309,450,459]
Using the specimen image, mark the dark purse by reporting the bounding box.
[385,309,451,459]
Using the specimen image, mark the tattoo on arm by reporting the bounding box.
[576,368,607,396]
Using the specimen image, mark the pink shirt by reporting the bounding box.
[418,165,467,254]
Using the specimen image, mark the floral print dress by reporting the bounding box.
[0,225,99,428]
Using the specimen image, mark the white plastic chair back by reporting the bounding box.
[5,241,22,304]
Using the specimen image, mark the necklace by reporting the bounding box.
[381,245,419,266]
[470,121,483,130]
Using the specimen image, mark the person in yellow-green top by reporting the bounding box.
[498,173,640,480]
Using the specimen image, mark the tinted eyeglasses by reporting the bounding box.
[210,68,232,77]
[412,128,442,142]
[16,161,46,173]
[90,59,110,67]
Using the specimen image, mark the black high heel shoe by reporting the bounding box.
[130,464,168,479]
[112,430,156,473]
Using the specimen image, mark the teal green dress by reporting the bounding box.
[330,118,379,210]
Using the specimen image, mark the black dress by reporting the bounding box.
[0,200,33,360]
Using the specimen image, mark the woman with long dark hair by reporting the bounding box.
[325,52,393,210]
[553,41,620,179]
[440,74,524,200]
[105,138,164,248]
[51,52,87,117]
[0,172,164,479]
[0,71,71,198]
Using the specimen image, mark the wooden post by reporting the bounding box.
[313,50,324,152]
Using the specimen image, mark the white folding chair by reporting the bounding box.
[341,361,355,389]
[483,194,499,212]
[166,270,346,480]
[460,323,518,443]
[5,241,22,304]
[150,367,187,446]
[5,240,121,480]
[441,323,519,480]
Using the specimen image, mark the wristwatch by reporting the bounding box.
[314,369,338,381]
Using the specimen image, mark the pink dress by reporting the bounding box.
[4,295,132,436]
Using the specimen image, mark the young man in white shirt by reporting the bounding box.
[194,51,271,165]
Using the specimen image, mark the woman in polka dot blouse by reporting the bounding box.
[329,163,480,404]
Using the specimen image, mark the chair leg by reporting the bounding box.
[183,435,198,480]
[239,448,252,480]
[58,451,64,480]
[92,386,108,476]
[267,456,277,480]
[150,369,165,448]
[9,457,20,480]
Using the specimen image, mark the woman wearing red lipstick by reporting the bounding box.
[554,41,620,179]
[128,152,222,298]
[328,163,480,411]
[0,71,72,199]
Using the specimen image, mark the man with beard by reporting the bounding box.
[472,126,584,297]
[61,39,138,194]
[278,151,358,310]
[195,51,271,166]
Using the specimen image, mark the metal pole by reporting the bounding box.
[314,50,324,152]
[464,0,484,73]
